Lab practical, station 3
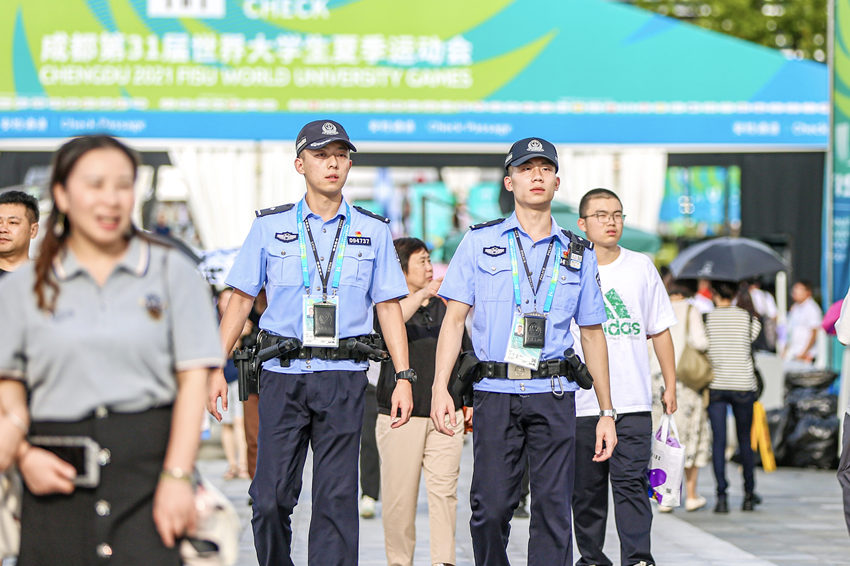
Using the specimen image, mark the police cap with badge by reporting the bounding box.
[504,137,559,172]
[295,119,357,156]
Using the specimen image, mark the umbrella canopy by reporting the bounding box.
[669,237,787,282]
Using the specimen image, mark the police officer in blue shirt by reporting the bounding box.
[431,138,618,566]
[207,120,415,566]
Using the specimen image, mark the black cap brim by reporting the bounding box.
[508,153,558,172]
[302,137,357,154]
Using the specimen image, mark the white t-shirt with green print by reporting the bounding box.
[573,247,677,417]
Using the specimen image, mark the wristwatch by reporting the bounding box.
[599,409,617,420]
[394,369,418,384]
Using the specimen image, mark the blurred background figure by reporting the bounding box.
[359,361,380,519]
[216,288,250,481]
[782,280,823,365]
[704,281,761,513]
[0,190,39,276]
[651,279,712,513]
[374,237,469,566]
[748,279,778,353]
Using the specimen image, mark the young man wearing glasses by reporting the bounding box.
[571,188,677,566]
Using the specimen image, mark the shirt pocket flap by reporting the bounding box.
[477,256,511,276]
[266,248,301,286]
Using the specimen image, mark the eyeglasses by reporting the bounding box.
[582,212,626,224]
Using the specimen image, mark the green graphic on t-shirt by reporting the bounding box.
[603,289,641,337]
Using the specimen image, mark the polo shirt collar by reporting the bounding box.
[300,196,349,222]
[53,236,150,281]
[501,211,570,247]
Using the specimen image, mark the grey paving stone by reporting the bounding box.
[198,435,849,565]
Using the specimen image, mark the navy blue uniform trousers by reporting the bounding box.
[470,390,576,566]
[249,369,367,566]
[573,413,654,566]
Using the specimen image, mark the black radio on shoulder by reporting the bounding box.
[523,314,546,348]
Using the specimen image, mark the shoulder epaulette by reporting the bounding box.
[470,218,505,230]
[562,229,594,250]
[353,205,390,223]
[255,203,294,218]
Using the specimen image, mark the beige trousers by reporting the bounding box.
[376,412,465,566]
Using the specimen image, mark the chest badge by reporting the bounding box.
[275,231,297,243]
[347,231,371,246]
[483,246,506,257]
[143,294,164,320]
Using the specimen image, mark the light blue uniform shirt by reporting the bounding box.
[226,197,408,374]
[438,212,607,394]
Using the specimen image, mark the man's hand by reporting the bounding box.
[592,417,617,462]
[661,386,677,415]
[390,380,413,428]
[430,386,457,436]
[207,368,228,422]
[463,406,474,430]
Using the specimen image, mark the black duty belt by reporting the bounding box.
[259,333,386,362]
[476,359,575,380]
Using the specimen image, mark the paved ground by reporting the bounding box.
[198,433,850,566]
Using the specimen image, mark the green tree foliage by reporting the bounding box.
[632,0,827,62]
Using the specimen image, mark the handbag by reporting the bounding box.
[676,305,714,391]
[647,414,686,508]
[180,475,241,566]
[0,467,21,561]
[750,314,765,399]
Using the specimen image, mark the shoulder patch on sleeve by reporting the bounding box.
[470,218,505,230]
[562,229,594,250]
[353,205,390,223]
[255,203,295,217]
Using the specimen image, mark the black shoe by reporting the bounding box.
[714,495,728,514]
[742,492,759,511]
[513,498,529,519]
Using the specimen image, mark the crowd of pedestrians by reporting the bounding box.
[0,124,845,566]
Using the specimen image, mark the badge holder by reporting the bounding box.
[302,294,340,347]
[504,310,544,377]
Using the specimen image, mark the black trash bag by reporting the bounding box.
[784,414,840,469]
[784,369,838,394]
[793,394,837,419]
[765,406,792,465]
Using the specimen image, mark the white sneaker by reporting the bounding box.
[657,504,673,513]
[359,495,376,518]
[685,495,707,512]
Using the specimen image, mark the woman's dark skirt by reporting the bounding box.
[18,406,181,566]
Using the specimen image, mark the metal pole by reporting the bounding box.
[421,194,427,243]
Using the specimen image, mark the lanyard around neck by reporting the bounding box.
[507,229,561,313]
[296,200,351,297]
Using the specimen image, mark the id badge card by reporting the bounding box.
[504,311,542,371]
[302,295,340,347]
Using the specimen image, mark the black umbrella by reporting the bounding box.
[669,237,788,282]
